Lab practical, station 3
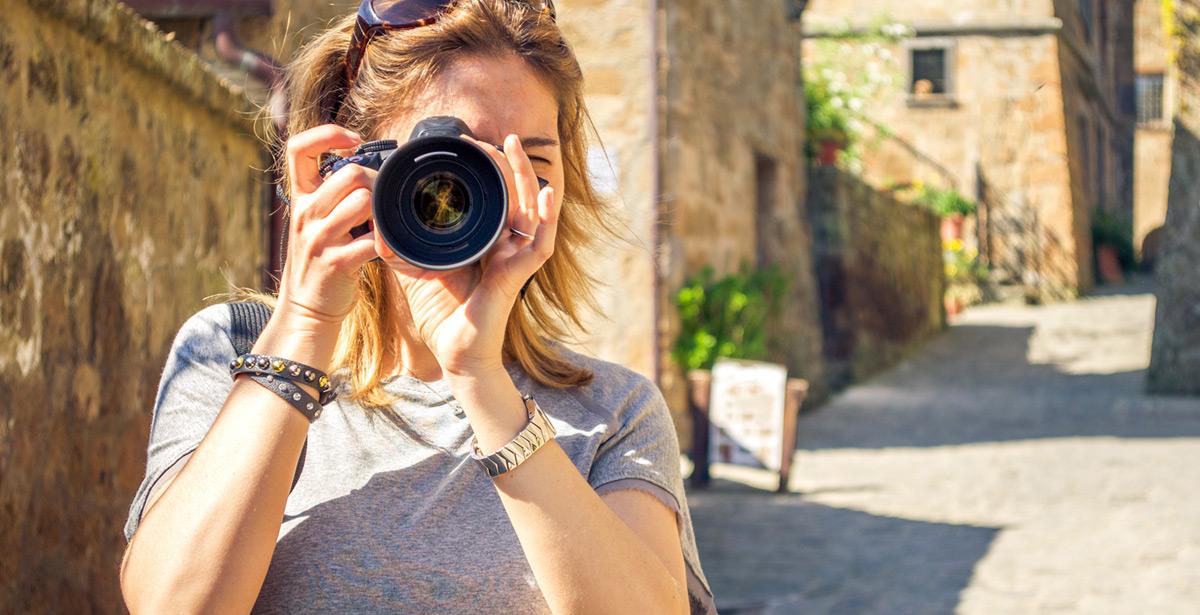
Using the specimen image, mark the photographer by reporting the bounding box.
[117,0,714,613]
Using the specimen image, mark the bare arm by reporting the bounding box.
[118,314,337,613]
[449,369,690,615]
[120,124,376,613]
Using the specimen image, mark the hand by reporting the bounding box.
[275,124,380,330]
[373,133,562,377]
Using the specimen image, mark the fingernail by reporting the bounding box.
[344,129,362,141]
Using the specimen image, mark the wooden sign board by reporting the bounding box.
[708,358,789,472]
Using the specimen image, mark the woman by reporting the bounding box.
[118,0,715,612]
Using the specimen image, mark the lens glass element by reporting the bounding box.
[412,171,470,231]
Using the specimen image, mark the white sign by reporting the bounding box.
[708,358,789,472]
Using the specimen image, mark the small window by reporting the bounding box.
[906,39,955,105]
[911,49,947,96]
[1137,74,1165,124]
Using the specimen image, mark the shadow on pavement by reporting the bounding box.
[689,481,998,614]
[798,322,1200,450]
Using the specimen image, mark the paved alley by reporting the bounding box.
[689,287,1200,614]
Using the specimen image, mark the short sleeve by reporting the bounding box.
[122,304,237,543]
[587,373,718,615]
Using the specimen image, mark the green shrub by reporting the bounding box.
[1091,208,1136,272]
[672,264,789,371]
[913,184,977,217]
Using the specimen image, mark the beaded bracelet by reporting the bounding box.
[228,354,337,422]
[229,353,337,405]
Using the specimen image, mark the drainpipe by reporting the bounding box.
[650,0,663,387]
[212,11,288,134]
[212,11,290,289]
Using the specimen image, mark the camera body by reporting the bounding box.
[321,116,522,270]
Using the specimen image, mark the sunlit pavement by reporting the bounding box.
[687,285,1200,614]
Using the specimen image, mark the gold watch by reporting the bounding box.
[469,393,556,478]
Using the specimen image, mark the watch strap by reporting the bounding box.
[470,394,556,478]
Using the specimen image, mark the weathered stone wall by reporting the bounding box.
[1148,0,1200,395]
[1134,0,1176,259]
[0,0,266,610]
[807,168,945,388]
[555,0,660,413]
[805,0,1137,301]
[657,0,827,428]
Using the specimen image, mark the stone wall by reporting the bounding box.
[657,0,827,429]
[807,168,945,388]
[1148,0,1200,395]
[0,0,267,610]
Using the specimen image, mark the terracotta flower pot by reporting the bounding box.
[940,213,965,242]
[1097,244,1125,285]
[817,138,844,166]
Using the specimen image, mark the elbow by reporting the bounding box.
[119,536,198,615]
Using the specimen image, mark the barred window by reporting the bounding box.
[911,48,947,96]
[1137,74,1165,124]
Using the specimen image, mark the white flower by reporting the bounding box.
[831,96,845,109]
[849,98,864,111]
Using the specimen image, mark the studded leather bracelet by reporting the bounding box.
[229,353,337,422]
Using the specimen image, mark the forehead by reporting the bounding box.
[385,53,559,145]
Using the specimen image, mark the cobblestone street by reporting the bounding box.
[689,286,1200,614]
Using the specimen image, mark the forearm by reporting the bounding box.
[120,316,335,613]
[448,371,688,615]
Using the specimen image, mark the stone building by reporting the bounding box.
[804,0,1137,301]
[1133,0,1177,264]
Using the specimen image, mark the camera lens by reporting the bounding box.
[412,171,470,231]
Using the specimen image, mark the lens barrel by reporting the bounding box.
[327,116,507,270]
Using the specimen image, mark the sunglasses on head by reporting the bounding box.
[327,0,557,122]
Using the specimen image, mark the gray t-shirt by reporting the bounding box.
[123,304,716,614]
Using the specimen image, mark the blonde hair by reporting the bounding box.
[232,0,621,409]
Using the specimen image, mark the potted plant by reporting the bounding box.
[804,76,851,166]
[673,264,789,486]
[943,238,987,316]
[1091,209,1135,285]
[909,182,977,240]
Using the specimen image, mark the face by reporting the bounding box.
[381,52,565,215]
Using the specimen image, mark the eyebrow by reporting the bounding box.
[517,136,559,149]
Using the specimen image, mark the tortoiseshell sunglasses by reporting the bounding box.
[327,0,557,121]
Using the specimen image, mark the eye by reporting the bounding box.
[529,156,553,165]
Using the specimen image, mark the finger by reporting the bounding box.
[529,186,559,260]
[459,133,523,229]
[326,230,379,270]
[286,124,362,196]
[503,134,541,238]
[317,184,373,237]
[508,186,560,275]
[305,163,376,221]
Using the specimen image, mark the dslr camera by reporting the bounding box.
[319,116,548,270]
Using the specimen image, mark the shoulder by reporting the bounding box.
[168,303,237,360]
[541,340,667,428]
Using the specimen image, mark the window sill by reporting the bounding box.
[907,96,959,109]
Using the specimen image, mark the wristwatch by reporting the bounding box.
[469,393,557,478]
